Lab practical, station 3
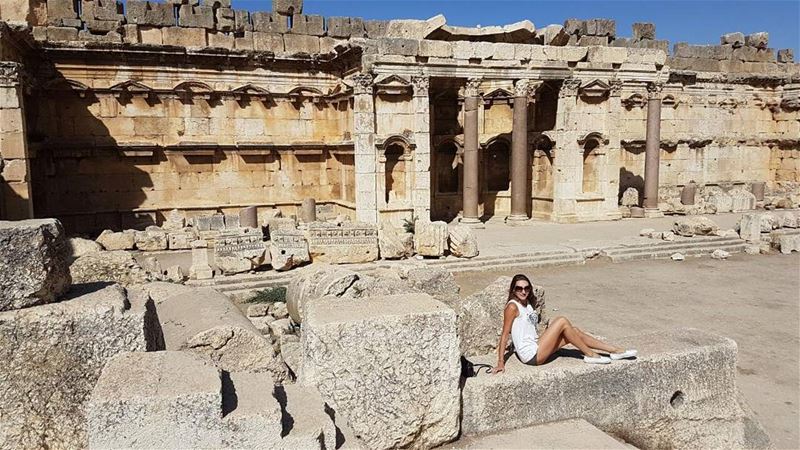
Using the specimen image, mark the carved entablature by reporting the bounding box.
[559,78,581,98]
[411,75,429,97]
[621,93,647,109]
[352,72,375,96]
[579,79,612,100]
[374,74,412,96]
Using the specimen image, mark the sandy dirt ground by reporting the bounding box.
[454,253,800,449]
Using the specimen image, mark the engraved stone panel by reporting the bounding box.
[307,222,379,264]
[269,230,309,271]
[415,220,448,257]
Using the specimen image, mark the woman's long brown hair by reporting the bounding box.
[507,274,540,308]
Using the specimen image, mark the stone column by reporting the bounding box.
[643,81,663,217]
[508,79,538,223]
[461,78,482,227]
[550,78,582,223]
[352,73,378,224]
[0,61,33,220]
[411,75,431,221]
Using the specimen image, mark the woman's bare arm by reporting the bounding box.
[492,303,518,373]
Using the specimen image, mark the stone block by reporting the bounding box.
[290,14,324,36]
[162,26,207,47]
[1,284,161,449]
[327,16,366,38]
[461,328,770,449]
[47,0,78,25]
[778,234,800,254]
[252,31,283,52]
[273,0,302,15]
[138,25,163,44]
[448,224,478,258]
[777,48,794,63]
[283,33,320,54]
[96,229,135,250]
[418,39,451,57]
[86,351,222,449]
[415,220,447,257]
[269,229,309,271]
[127,1,173,27]
[234,9,252,32]
[672,216,719,237]
[307,222,379,264]
[737,213,763,242]
[78,29,122,42]
[122,23,139,43]
[178,5,214,29]
[134,228,168,251]
[384,15,444,40]
[67,237,103,260]
[586,18,615,37]
[215,255,252,274]
[538,24,569,46]
[46,25,79,41]
[69,250,149,286]
[364,19,389,38]
[252,11,288,33]
[378,37,419,56]
[0,158,27,182]
[632,22,655,41]
[215,7,235,32]
[302,293,461,449]
[563,18,585,36]
[378,224,413,259]
[285,265,359,323]
[729,188,756,212]
[745,31,768,49]
[210,214,225,230]
[587,45,626,63]
[187,325,286,376]
[0,219,71,311]
[721,32,745,47]
[578,35,609,46]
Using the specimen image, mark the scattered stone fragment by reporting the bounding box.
[215,255,253,275]
[671,253,685,261]
[69,251,150,286]
[96,229,135,250]
[134,228,168,251]
[672,216,719,237]
[737,213,763,242]
[621,187,640,207]
[271,301,289,319]
[744,245,761,255]
[250,315,276,335]
[186,325,286,376]
[67,237,103,259]
[448,224,479,258]
[268,318,293,337]
[247,303,270,317]
[285,266,358,323]
[639,228,655,237]
[712,249,731,260]
[778,234,800,254]
[164,264,184,283]
[662,231,676,241]
[415,220,448,257]
[379,223,414,259]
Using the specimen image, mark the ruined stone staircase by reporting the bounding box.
[191,235,748,300]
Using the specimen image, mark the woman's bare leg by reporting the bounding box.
[573,327,623,354]
[535,317,599,364]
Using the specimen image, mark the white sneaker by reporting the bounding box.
[610,349,638,360]
[584,355,612,364]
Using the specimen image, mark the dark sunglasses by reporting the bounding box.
[514,285,531,292]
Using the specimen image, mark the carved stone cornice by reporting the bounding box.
[559,78,581,98]
[646,81,664,100]
[411,75,429,97]
[464,77,482,98]
[352,72,375,96]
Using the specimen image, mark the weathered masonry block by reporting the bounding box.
[302,293,461,449]
[461,328,771,449]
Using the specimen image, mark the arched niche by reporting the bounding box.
[532,134,555,198]
[578,132,608,195]
[484,137,511,192]
[377,135,415,205]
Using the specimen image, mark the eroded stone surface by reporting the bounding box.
[302,293,461,449]
[415,220,448,257]
[448,224,479,258]
[70,250,150,286]
[96,229,135,250]
[286,265,359,323]
[672,216,719,237]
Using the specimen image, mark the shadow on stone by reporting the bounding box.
[220,370,238,417]
[273,384,293,438]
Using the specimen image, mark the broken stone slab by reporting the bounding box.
[87,351,224,449]
[302,293,460,449]
[269,229,309,271]
[428,20,536,43]
[459,276,546,357]
[460,328,771,449]
[672,216,719,237]
[186,325,287,378]
[164,264,184,283]
[760,212,781,232]
[267,217,297,235]
[620,186,640,207]
[162,209,186,231]
[281,383,338,450]
[632,22,655,41]
[378,223,414,259]
[777,48,794,63]
[307,222,379,264]
[0,219,71,312]
[167,230,196,250]
[448,224,479,258]
[398,264,461,310]
[415,220,448,257]
[134,228,168,251]
[384,14,446,40]
[1,284,161,449]
[247,303,270,317]
[536,24,569,46]
[737,213,763,242]
[745,31,768,49]
[286,265,359,323]
[96,229,135,250]
[215,255,253,275]
[721,32,745,47]
[442,418,627,449]
[252,11,288,33]
[708,192,733,213]
[67,236,103,260]
[778,234,800,254]
[712,249,731,260]
[70,250,150,286]
[126,0,173,27]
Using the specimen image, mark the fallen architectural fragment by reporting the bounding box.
[461,328,770,449]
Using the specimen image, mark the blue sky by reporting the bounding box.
[234,0,800,54]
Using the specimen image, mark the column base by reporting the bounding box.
[644,208,664,218]
[505,215,534,226]
[459,217,485,229]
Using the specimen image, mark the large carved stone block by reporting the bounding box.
[0,219,71,312]
[252,11,288,33]
[272,0,303,15]
[307,222,379,264]
[285,265,359,323]
[415,220,448,257]
[69,250,150,286]
[134,227,168,251]
[269,229,310,271]
[448,224,479,258]
[729,188,756,212]
[126,0,174,27]
[672,216,719,237]
[302,293,460,449]
[378,224,413,259]
[0,284,161,449]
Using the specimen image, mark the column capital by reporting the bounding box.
[646,81,664,99]
[609,79,623,97]
[411,75,429,97]
[352,72,375,95]
[0,61,22,87]
[463,77,482,98]
[559,78,581,98]
[513,79,542,100]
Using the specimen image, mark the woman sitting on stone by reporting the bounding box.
[492,274,637,373]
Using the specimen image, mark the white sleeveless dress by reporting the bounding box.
[508,299,539,364]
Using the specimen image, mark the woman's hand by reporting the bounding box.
[491,363,505,374]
